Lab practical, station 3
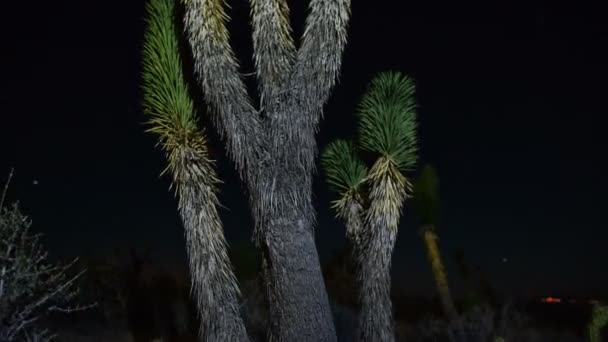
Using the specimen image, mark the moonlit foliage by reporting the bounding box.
[322,140,367,242]
[142,0,248,340]
[322,140,368,196]
[322,71,419,341]
[358,72,418,172]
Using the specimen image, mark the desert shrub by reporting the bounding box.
[587,303,608,342]
[0,200,92,341]
[416,302,530,342]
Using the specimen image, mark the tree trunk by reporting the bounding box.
[357,226,397,342]
[421,225,458,321]
[180,0,351,337]
[256,173,336,341]
[176,149,250,341]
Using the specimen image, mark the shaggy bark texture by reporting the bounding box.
[357,222,397,342]
[142,0,249,338]
[422,225,458,321]
[181,0,351,339]
[356,159,408,342]
[174,147,250,341]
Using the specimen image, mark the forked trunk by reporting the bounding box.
[180,0,351,337]
[421,225,458,321]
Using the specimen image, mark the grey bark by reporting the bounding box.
[357,225,397,342]
[261,202,335,341]
[175,148,249,341]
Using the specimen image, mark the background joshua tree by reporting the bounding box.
[177,0,351,339]
[322,71,419,341]
[142,0,248,340]
[587,303,608,342]
[412,164,459,321]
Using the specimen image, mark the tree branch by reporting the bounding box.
[289,0,352,124]
[181,0,266,184]
[1,167,14,210]
[249,0,296,107]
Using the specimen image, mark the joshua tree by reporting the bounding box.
[175,0,351,339]
[412,164,459,321]
[322,71,419,341]
[142,0,248,340]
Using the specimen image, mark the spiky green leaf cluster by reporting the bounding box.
[358,71,418,171]
[142,0,199,155]
[412,164,440,225]
[321,140,367,238]
[321,140,368,195]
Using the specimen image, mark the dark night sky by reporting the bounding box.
[1,1,607,298]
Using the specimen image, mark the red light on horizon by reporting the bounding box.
[542,296,562,303]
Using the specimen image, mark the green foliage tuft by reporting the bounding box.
[142,0,199,152]
[357,71,418,171]
[321,140,368,195]
[412,164,440,225]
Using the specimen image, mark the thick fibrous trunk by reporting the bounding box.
[255,169,336,341]
[262,200,335,341]
[422,225,458,321]
[357,225,397,342]
[174,148,249,341]
[356,159,406,341]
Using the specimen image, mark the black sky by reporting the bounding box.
[1,1,607,298]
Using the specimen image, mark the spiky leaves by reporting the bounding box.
[321,140,367,241]
[322,140,367,196]
[142,0,248,340]
[358,71,418,172]
[143,0,197,151]
[358,71,418,233]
